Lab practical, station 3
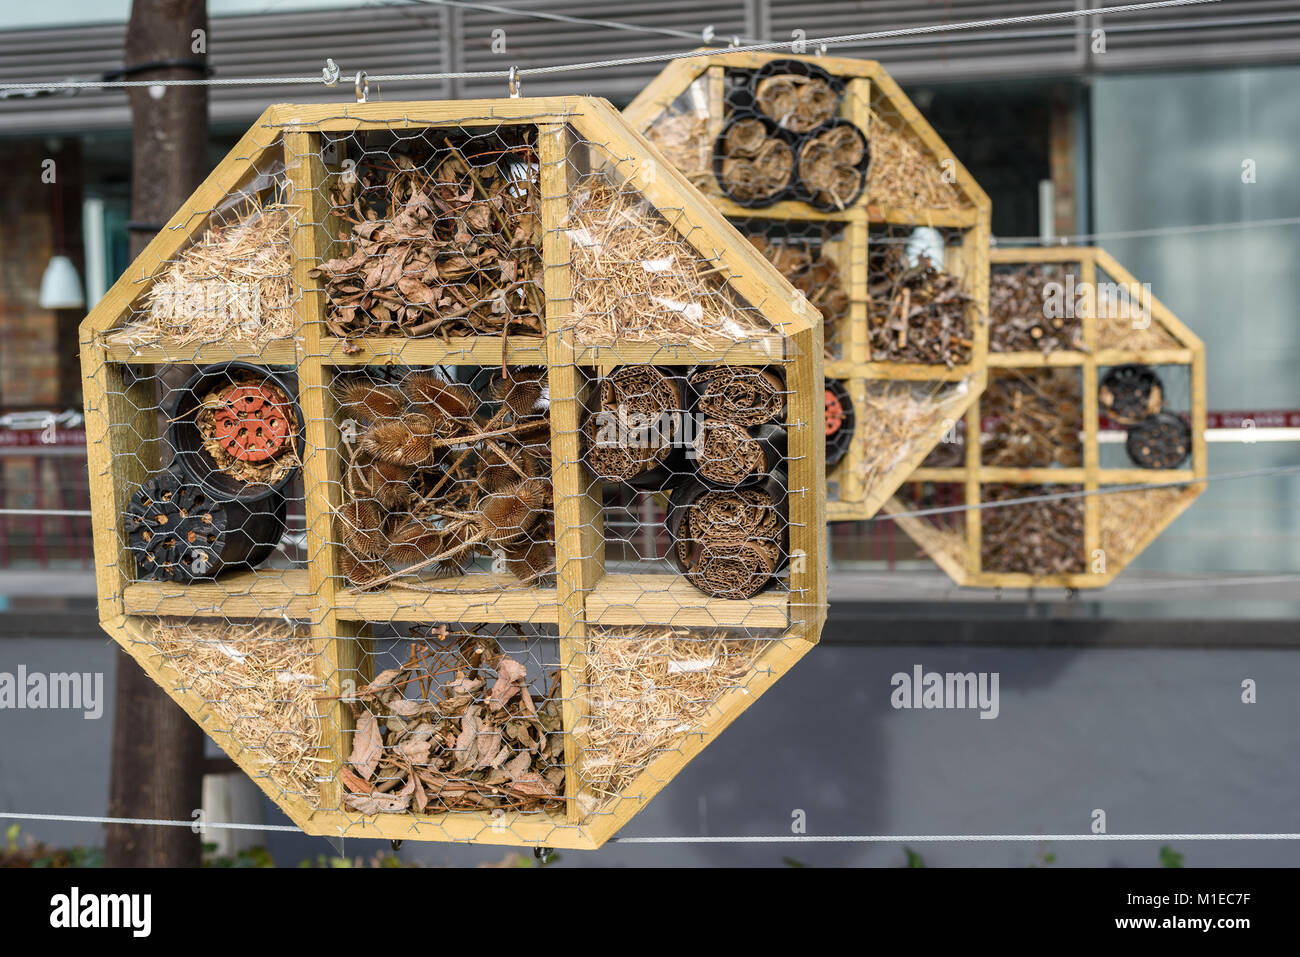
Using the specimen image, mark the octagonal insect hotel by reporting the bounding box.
[626,52,990,521]
[885,247,1206,588]
[80,97,827,850]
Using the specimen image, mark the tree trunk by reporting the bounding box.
[104,0,209,869]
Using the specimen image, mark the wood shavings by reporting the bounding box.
[151,619,324,805]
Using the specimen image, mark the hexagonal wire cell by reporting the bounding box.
[884,247,1207,588]
[79,98,827,849]
[624,52,991,521]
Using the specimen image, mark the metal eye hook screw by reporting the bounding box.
[729,36,742,48]
[322,58,340,86]
[355,70,368,103]
[816,42,828,56]
[508,66,521,98]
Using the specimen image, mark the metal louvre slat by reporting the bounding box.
[456,0,747,99]
[1,1,1299,134]
[769,0,1083,80]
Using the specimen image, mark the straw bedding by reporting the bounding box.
[857,381,969,495]
[576,628,761,811]
[866,110,967,211]
[1099,487,1189,564]
[565,178,772,346]
[151,619,325,805]
[120,200,296,346]
[642,112,714,191]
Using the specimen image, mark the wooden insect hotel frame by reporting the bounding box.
[886,247,1207,588]
[625,51,990,521]
[80,97,827,850]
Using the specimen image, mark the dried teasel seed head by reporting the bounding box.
[361,457,415,510]
[476,449,541,493]
[338,381,406,422]
[432,520,481,574]
[360,413,435,467]
[503,527,556,585]
[480,477,551,541]
[337,499,386,557]
[386,517,446,566]
[404,373,478,424]
[490,366,547,417]
[340,549,388,590]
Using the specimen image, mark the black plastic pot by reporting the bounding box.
[793,118,870,212]
[713,112,799,209]
[125,469,287,582]
[666,469,789,598]
[1100,364,1164,425]
[167,361,304,504]
[1126,412,1192,470]
[732,58,846,132]
[824,378,854,469]
[583,366,691,490]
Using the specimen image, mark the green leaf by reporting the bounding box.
[1159,845,1184,868]
[904,847,925,868]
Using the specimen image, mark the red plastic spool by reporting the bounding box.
[212,384,291,462]
[824,387,846,437]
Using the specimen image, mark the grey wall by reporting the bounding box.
[5,629,1300,867]
[1092,66,1300,579]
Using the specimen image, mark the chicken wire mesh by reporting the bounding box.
[79,98,826,849]
[623,52,991,522]
[885,247,1207,589]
